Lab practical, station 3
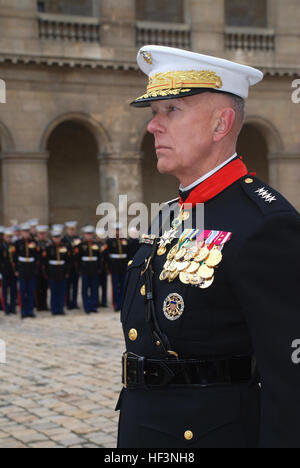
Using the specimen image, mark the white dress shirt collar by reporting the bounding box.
[180,153,238,192]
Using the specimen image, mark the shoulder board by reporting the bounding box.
[240,176,296,216]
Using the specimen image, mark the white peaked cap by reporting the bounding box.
[52,224,64,231]
[37,225,49,233]
[20,223,30,231]
[65,221,78,228]
[51,229,62,237]
[4,228,13,236]
[132,45,263,107]
[29,218,39,227]
[82,225,95,234]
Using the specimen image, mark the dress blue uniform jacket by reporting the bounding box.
[117,175,300,448]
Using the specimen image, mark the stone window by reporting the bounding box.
[136,0,184,23]
[225,0,267,28]
[37,0,95,16]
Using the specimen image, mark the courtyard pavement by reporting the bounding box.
[0,305,124,448]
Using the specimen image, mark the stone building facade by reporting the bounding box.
[0,0,299,226]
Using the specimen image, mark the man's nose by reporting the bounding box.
[147,114,165,134]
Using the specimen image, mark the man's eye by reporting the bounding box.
[169,106,178,112]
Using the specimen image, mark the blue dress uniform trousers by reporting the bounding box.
[98,271,107,306]
[82,274,98,313]
[49,279,66,315]
[19,278,36,318]
[2,276,17,314]
[66,271,79,309]
[111,273,126,311]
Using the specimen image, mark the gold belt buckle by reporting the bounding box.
[123,352,128,388]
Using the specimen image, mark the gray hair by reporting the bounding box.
[229,94,246,130]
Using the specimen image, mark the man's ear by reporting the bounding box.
[213,108,236,142]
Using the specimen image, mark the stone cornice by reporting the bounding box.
[0,53,299,77]
[268,152,300,161]
[1,151,49,162]
[0,53,138,71]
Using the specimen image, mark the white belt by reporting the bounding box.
[18,256,35,263]
[109,254,127,259]
[49,260,65,266]
[81,256,98,262]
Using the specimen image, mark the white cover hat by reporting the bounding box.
[28,218,39,227]
[132,45,263,107]
[51,228,63,237]
[37,225,49,233]
[82,225,95,234]
[65,221,78,228]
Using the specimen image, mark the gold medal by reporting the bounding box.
[167,244,179,260]
[175,248,187,261]
[140,284,146,296]
[157,245,167,256]
[168,270,179,282]
[197,246,210,262]
[189,273,201,285]
[205,248,223,267]
[177,261,190,272]
[168,260,177,272]
[184,252,194,261]
[186,261,200,274]
[199,277,214,289]
[159,270,169,281]
[198,264,214,279]
[179,272,190,285]
[163,260,171,270]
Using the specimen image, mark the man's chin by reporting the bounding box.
[157,160,176,176]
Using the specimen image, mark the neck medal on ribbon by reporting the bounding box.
[160,228,232,289]
[157,206,189,256]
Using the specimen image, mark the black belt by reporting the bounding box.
[122,353,256,389]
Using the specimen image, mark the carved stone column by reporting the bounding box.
[97,150,143,211]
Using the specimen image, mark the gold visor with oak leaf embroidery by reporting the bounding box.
[136,70,223,100]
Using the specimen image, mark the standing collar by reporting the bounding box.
[179,156,248,206]
[179,153,238,193]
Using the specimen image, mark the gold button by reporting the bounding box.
[184,430,193,441]
[128,260,133,266]
[156,341,161,347]
[244,178,254,184]
[140,284,146,296]
[128,328,138,341]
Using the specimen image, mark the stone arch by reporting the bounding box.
[237,115,284,184]
[0,121,15,223]
[39,111,111,155]
[243,115,284,154]
[0,120,15,152]
[41,113,110,226]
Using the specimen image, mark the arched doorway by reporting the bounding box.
[237,123,269,183]
[47,120,100,226]
[141,132,179,209]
